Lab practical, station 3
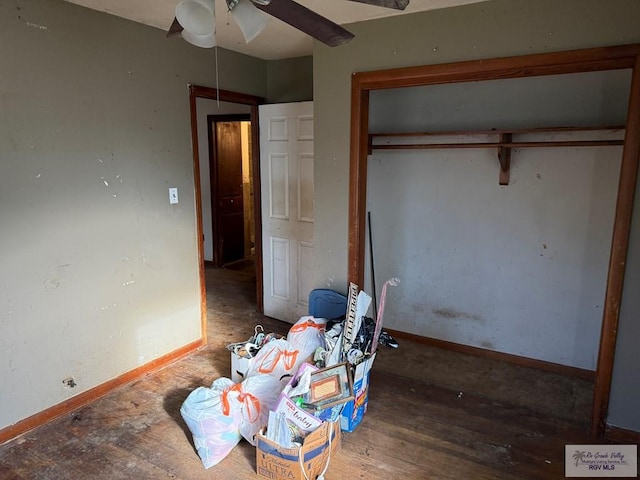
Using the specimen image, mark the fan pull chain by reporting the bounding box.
[215,45,220,108]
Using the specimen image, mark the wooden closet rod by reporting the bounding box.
[371,139,624,150]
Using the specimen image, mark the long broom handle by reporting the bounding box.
[368,211,378,320]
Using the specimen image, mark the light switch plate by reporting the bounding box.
[169,187,178,204]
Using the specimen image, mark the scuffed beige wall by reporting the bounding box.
[0,0,266,429]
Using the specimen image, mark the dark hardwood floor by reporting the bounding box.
[0,264,604,479]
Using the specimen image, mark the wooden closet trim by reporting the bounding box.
[348,44,640,437]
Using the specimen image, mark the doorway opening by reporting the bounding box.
[188,85,265,346]
[208,114,255,271]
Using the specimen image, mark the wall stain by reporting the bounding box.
[411,304,425,314]
[432,307,483,323]
[44,277,61,290]
[25,21,48,31]
[17,9,49,31]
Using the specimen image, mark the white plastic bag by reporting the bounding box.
[238,374,283,445]
[180,377,242,469]
[245,338,300,383]
[287,316,327,364]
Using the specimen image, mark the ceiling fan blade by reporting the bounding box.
[347,0,409,10]
[166,17,184,37]
[252,0,355,47]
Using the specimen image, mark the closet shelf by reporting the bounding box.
[368,125,626,185]
[370,139,624,150]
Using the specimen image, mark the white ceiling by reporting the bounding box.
[63,0,488,60]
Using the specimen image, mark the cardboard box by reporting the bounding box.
[256,420,341,480]
[340,353,375,432]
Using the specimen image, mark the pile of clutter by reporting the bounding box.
[180,280,399,480]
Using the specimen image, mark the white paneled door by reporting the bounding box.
[260,102,314,323]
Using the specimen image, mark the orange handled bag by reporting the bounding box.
[245,339,300,384]
[237,375,282,445]
[287,316,327,364]
[180,378,242,469]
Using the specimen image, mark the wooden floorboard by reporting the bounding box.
[363,371,579,479]
[0,463,26,480]
[0,264,612,479]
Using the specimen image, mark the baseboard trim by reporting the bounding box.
[0,339,203,446]
[385,329,595,381]
[605,425,640,444]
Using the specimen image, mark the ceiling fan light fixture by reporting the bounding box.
[181,29,217,48]
[175,0,215,36]
[231,0,270,43]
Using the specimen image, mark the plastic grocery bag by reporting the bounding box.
[245,339,300,384]
[238,374,283,445]
[287,316,327,364]
[180,377,242,469]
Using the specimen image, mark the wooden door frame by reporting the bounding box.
[348,44,640,437]
[207,113,252,267]
[189,85,265,345]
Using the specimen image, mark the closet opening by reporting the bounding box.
[348,44,640,437]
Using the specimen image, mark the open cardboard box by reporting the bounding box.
[255,420,341,480]
[340,353,376,432]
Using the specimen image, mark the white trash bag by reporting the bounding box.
[245,338,300,384]
[180,377,242,469]
[287,316,327,364]
[238,374,283,445]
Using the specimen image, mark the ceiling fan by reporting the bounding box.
[166,0,410,48]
